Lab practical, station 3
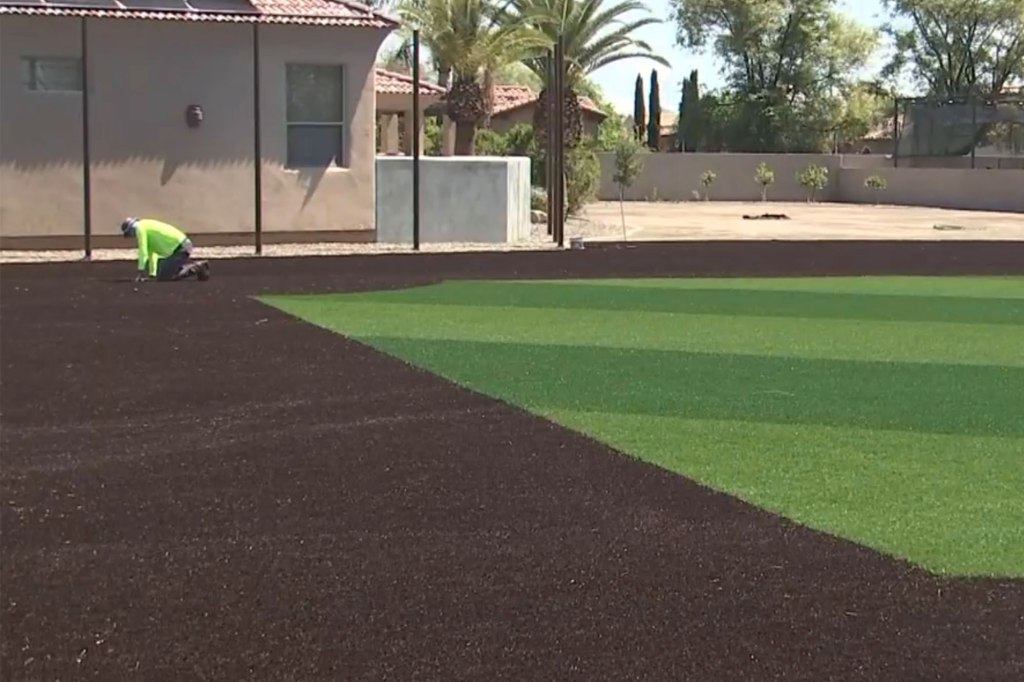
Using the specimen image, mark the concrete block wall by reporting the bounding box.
[598,152,1024,212]
[376,156,532,243]
[598,153,844,202]
[838,168,1024,212]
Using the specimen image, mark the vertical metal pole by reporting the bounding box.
[546,51,555,238]
[412,29,421,251]
[554,36,565,248]
[892,97,900,168]
[81,18,92,259]
[253,24,263,255]
[970,96,977,169]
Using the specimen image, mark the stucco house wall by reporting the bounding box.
[0,13,390,247]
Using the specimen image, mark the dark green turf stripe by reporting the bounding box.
[339,282,1024,326]
[362,337,1024,438]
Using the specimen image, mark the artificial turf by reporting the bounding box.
[263,277,1024,577]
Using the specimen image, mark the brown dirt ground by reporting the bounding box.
[2,242,1023,681]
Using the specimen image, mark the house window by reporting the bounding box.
[286,64,345,168]
[21,57,83,92]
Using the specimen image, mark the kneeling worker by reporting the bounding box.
[121,217,210,282]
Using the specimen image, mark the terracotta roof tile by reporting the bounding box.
[375,68,445,96]
[0,0,397,28]
[491,84,606,117]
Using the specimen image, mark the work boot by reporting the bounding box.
[196,261,211,282]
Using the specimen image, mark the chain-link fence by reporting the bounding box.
[894,94,1024,168]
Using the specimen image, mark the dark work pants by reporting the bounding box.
[155,246,191,281]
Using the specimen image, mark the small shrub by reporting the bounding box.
[700,170,717,201]
[612,134,647,240]
[504,123,534,156]
[865,175,888,191]
[531,186,548,212]
[565,142,600,216]
[755,162,775,202]
[797,164,829,202]
[474,128,509,156]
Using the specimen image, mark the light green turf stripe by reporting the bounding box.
[547,410,1024,577]
[516,276,1024,299]
[268,299,1024,368]
[299,281,1024,326]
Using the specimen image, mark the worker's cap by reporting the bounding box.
[120,217,139,235]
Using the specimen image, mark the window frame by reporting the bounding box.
[284,62,347,170]
[20,56,83,93]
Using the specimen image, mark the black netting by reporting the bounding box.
[895,96,1024,164]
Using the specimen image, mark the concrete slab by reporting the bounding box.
[579,201,1024,241]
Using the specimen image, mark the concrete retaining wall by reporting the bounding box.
[838,168,1024,212]
[598,153,844,202]
[376,156,532,243]
[598,152,1024,212]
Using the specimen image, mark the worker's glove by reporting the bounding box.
[134,273,148,283]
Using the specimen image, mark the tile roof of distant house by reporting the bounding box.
[0,0,398,28]
[491,84,606,117]
[375,68,445,96]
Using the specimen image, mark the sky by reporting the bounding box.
[377,0,901,115]
[596,0,891,114]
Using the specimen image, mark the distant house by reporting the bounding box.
[626,111,678,150]
[487,84,607,137]
[1,0,398,248]
[375,68,445,155]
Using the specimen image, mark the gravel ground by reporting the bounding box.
[0,219,612,264]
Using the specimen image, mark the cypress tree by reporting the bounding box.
[684,70,701,152]
[677,80,686,152]
[633,74,646,143]
[647,69,661,151]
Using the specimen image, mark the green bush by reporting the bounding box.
[565,142,600,216]
[700,170,717,200]
[755,162,775,201]
[502,122,598,216]
[865,175,888,191]
[531,186,548,212]
[424,117,442,155]
[797,164,829,201]
[474,128,509,156]
[505,123,535,156]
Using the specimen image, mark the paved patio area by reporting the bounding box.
[578,202,1024,241]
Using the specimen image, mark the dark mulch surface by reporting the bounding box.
[2,242,1023,681]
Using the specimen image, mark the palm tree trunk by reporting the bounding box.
[454,121,476,155]
[435,61,451,134]
[481,67,495,129]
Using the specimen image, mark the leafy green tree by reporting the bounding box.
[755,162,775,201]
[670,0,879,152]
[611,132,647,238]
[882,0,1024,97]
[797,164,829,202]
[833,82,892,148]
[596,113,632,151]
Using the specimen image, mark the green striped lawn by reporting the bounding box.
[263,277,1024,577]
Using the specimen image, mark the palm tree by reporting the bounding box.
[509,0,668,147]
[399,0,548,154]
